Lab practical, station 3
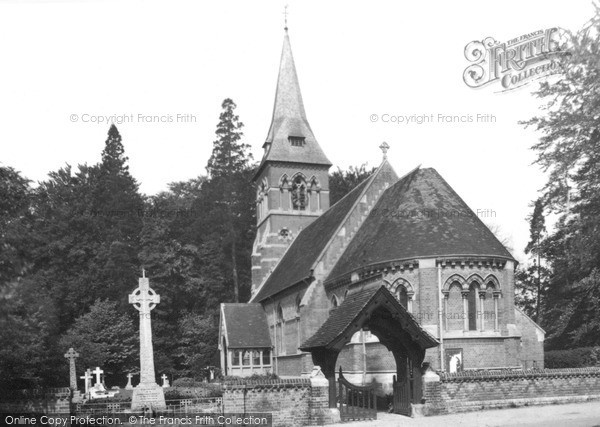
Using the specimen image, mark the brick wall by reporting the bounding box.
[222,377,335,426]
[422,367,600,415]
[0,388,71,414]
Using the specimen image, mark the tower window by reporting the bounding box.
[291,176,307,210]
[289,136,305,147]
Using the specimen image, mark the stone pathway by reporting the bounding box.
[332,401,600,427]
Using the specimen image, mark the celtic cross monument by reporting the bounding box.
[64,347,79,392]
[129,271,166,410]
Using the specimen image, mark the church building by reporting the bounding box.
[218,28,544,409]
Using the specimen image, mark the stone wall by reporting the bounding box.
[222,376,337,427]
[422,367,600,415]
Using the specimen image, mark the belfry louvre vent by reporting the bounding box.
[289,136,305,147]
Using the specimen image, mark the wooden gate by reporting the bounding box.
[393,358,419,416]
[392,374,410,416]
[337,367,377,421]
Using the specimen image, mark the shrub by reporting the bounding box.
[163,384,223,400]
[171,377,200,388]
[222,372,279,382]
[545,346,600,368]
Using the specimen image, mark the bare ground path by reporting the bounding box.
[330,401,600,427]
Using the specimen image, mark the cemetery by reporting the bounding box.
[4,4,600,427]
[1,270,600,427]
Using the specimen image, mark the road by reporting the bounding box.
[335,401,600,427]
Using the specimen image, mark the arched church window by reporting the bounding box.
[331,295,339,308]
[446,281,463,331]
[257,178,268,220]
[468,282,478,331]
[291,175,307,210]
[396,285,408,309]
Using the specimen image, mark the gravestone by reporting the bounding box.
[92,367,104,390]
[89,366,118,399]
[129,272,166,410]
[126,373,134,390]
[161,374,170,388]
[64,348,79,392]
[80,369,92,396]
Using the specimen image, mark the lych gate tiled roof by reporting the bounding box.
[221,303,271,349]
[300,285,438,351]
[327,168,515,281]
[255,31,331,179]
[252,177,372,302]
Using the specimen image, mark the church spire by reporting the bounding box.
[255,29,331,180]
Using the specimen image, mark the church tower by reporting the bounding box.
[251,29,331,295]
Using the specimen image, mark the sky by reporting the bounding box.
[0,0,595,264]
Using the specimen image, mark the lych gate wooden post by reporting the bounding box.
[129,271,166,410]
[64,348,79,392]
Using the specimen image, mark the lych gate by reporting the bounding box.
[300,285,438,419]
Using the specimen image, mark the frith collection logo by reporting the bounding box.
[463,28,564,92]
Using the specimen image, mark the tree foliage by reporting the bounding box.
[59,299,137,384]
[521,7,600,348]
[329,164,375,206]
[0,93,389,388]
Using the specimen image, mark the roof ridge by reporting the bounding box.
[309,159,394,274]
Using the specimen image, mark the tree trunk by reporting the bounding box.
[231,229,239,303]
[535,248,541,322]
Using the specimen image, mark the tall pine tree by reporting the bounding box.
[204,99,254,303]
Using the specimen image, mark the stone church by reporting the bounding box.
[218,28,544,407]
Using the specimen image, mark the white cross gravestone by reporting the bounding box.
[92,367,104,388]
[161,374,170,388]
[64,348,79,391]
[80,369,93,396]
[126,373,134,390]
[129,272,166,410]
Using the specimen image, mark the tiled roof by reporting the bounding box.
[327,168,515,281]
[252,177,372,302]
[300,285,438,351]
[221,303,271,349]
[255,31,331,179]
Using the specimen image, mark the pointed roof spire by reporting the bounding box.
[255,29,331,179]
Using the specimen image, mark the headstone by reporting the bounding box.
[92,367,104,389]
[64,348,79,392]
[126,373,134,390]
[129,272,166,410]
[161,374,170,388]
[80,369,93,395]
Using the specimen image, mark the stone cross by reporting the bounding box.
[80,369,92,395]
[129,274,165,411]
[379,141,390,159]
[161,374,170,388]
[92,367,104,386]
[64,347,79,391]
[129,275,160,385]
[126,373,134,390]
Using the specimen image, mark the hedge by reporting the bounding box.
[545,346,600,368]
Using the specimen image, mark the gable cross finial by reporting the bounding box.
[379,141,390,159]
[283,4,289,32]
